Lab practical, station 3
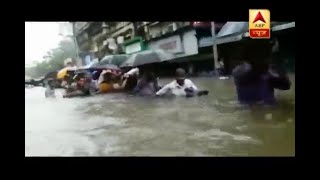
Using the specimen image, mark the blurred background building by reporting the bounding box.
[72,21,295,75]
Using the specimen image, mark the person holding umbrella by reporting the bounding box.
[133,71,161,96]
[232,39,291,105]
[97,69,137,94]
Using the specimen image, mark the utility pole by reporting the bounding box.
[71,22,82,67]
[211,22,219,73]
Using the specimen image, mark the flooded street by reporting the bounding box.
[25,76,295,156]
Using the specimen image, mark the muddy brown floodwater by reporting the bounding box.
[25,75,295,156]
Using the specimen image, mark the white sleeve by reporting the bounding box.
[188,79,198,91]
[156,83,171,96]
[98,72,105,84]
[125,67,139,76]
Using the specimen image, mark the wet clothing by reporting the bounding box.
[45,86,55,98]
[232,63,291,105]
[156,79,198,96]
[99,83,113,93]
[63,78,95,98]
[136,82,157,96]
[124,75,138,92]
[134,78,159,96]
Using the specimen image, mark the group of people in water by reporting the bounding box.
[43,38,291,105]
[44,57,291,106]
[45,67,209,99]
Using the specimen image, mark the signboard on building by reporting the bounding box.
[125,42,142,54]
[182,30,198,56]
[149,35,183,54]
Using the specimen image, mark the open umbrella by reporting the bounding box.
[57,67,77,79]
[120,49,176,67]
[79,61,98,69]
[99,54,129,66]
[92,63,121,71]
[44,71,58,79]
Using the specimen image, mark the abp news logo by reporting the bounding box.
[249,9,270,39]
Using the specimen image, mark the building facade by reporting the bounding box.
[74,22,199,64]
[73,21,294,75]
[74,22,136,65]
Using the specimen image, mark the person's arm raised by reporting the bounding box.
[155,83,171,96]
[113,78,128,90]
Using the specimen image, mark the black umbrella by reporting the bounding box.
[99,54,129,66]
[35,71,58,87]
[44,71,58,79]
[120,49,176,67]
[78,62,99,69]
[74,69,91,75]
[91,63,121,71]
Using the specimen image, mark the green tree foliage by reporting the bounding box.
[25,39,77,78]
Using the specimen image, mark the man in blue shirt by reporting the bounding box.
[232,59,291,105]
[232,39,291,105]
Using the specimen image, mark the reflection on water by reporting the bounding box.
[25,76,295,156]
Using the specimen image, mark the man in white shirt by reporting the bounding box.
[156,68,200,97]
[45,79,56,98]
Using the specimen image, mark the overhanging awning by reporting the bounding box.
[199,33,245,47]
[168,54,213,63]
[214,33,244,45]
[199,22,295,46]
[216,22,248,37]
[199,37,213,47]
[214,22,248,45]
[198,22,248,47]
[272,22,295,31]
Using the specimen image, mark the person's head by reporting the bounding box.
[66,62,73,67]
[101,70,114,83]
[175,68,186,86]
[63,75,69,81]
[111,73,119,82]
[47,79,55,89]
[77,77,86,87]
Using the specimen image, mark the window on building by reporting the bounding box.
[193,22,226,38]
[135,27,147,39]
[124,29,133,41]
